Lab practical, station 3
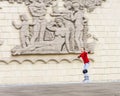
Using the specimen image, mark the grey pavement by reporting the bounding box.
[0,82,120,96]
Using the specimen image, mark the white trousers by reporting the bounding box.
[83,63,90,77]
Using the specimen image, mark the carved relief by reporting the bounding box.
[0,0,105,55]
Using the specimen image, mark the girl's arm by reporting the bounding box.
[78,53,82,58]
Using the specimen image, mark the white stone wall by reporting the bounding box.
[86,0,120,82]
[0,0,120,85]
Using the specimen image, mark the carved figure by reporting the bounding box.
[12,14,30,48]
[30,17,47,44]
[71,2,84,51]
[28,0,47,43]
[62,1,75,52]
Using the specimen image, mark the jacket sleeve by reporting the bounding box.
[78,54,81,58]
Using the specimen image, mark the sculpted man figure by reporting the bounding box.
[62,1,75,52]
[71,2,84,52]
[28,0,47,44]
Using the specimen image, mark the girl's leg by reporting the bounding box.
[84,63,90,70]
[83,63,90,81]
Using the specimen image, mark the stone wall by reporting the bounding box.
[0,0,120,85]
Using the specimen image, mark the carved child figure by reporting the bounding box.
[12,15,30,48]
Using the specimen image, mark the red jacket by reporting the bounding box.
[78,51,89,64]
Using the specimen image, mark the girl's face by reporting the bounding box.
[81,48,85,52]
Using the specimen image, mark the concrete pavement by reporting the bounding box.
[0,82,120,96]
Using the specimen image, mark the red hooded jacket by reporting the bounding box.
[78,51,89,64]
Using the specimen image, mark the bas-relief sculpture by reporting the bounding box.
[0,0,105,55]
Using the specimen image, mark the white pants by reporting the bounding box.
[83,63,90,77]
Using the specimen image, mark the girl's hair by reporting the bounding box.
[82,47,85,50]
